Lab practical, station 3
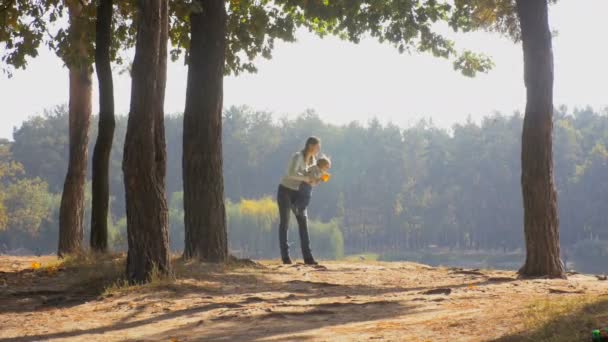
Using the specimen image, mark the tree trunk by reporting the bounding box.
[90,0,115,253]
[58,1,93,257]
[123,0,171,283]
[155,0,168,182]
[182,0,228,262]
[516,0,565,278]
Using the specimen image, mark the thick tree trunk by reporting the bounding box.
[182,0,228,262]
[123,0,171,283]
[516,0,565,278]
[90,0,115,253]
[58,2,93,257]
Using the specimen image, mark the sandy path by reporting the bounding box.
[1,256,606,341]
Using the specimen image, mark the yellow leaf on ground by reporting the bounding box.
[31,262,41,270]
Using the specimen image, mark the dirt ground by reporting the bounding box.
[0,255,607,342]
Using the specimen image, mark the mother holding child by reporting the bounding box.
[277,136,331,265]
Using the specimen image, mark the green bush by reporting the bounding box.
[309,219,344,259]
[228,197,279,258]
[109,217,127,251]
[226,197,344,260]
[168,192,185,251]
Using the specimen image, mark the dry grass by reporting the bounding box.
[500,294,608,341]
[59,252,124,288]
[18,251,125,292]
[102,262,174,296]
[103,255,263,296]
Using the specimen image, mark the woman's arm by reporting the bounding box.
[290,175,312,182]
[285,154,313,183]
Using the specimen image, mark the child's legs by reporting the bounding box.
[294,182,313,210]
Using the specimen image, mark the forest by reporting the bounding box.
[3,0,608,340]
[2,104,607,272]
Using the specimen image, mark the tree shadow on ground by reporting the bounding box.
[0,266,120,314]
[1,258,553,341]
[0,262,443,342]
[0,300,248,342]
[0,296,430,342]
[138,300,428,342]
[0,259,522,317]
[493,297,608,341]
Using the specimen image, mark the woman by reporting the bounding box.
[277,136,320,265]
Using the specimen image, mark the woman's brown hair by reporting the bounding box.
[302,136,320,164]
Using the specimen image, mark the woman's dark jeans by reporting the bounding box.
[277,184,313,261]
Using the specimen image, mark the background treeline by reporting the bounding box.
[1,105,607,272]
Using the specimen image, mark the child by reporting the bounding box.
[292,156,331,216]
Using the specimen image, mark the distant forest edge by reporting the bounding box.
[1,105,607,273]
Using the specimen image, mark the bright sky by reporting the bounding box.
[1,0,606,140]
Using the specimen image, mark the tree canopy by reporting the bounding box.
[449,0,559,41]
[2,0,496,77]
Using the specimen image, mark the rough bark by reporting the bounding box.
[516,0,565,278]
[58,1,93,257]
[123,0,171,283]
[90,0,115,253]
[155,0,168,182]
[182,0,228,262]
